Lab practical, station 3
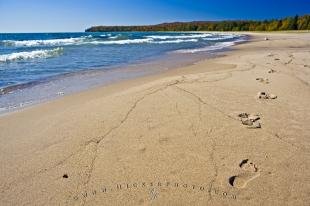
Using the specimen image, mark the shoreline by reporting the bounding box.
[0,34,247,116]
[1,32,310,205]
[0,50,231,117]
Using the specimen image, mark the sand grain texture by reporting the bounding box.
[1,32,310,206]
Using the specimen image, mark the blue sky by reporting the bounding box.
[0,0,309,32]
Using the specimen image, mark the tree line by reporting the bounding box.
[86,15,310,32]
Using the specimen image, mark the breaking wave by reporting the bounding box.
[154,39,199,44]
[175,40,245,54]
[0,47,64,63]
[92,38,154,45]
[1,33,243,47]
[145,33,213,40]
[202,34,238,41]
[2,38,84,47]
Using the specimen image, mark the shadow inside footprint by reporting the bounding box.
[229,176,237,186]
[240,159,258,172]
[239,159,249,167]
[237,113,261,128]
[229,159,260,189]
[256,92,277,100]
[256,78,269,84]
[229,173,260,188]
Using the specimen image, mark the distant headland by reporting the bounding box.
[86,15,310,32]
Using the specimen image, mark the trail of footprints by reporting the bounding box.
[238,55,279,129]
[228,53,281,188]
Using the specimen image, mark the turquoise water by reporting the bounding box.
[0,32,245,89]
[0,32,246,113]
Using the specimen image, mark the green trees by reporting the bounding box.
[280,16,298,30]
[267,20,280,31]
[297,15,310,30]
[85,15,310,32]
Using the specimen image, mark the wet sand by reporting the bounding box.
[0,32,310,206]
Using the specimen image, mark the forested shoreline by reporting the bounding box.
[86,15,310,32]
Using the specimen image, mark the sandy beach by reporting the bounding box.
[1,32,310,205]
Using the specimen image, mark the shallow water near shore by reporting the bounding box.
[0,32,247,114]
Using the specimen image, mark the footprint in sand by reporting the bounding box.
[237,113,261,128]
[229,159,260,189]
[256,78,269,84]
[268,69,276,73]
[256,92,277,100]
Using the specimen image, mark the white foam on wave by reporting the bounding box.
[108,34,121,39]
[147,33,244,43]
[146,33,212,40]
[2,38,84,47]
[87,37,199,45]
[1,33,244,47]
[100,34,113,38]
[0,47,64,63]
[2,37,152,47]
[93,38,154,45]
[154,39,199,44]
[175,39,245,54]
[202,34,237,41]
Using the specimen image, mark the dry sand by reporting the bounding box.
[1,32,310,206]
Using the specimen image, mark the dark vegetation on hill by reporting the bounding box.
[86,15,310,32]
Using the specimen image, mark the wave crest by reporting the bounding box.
[155,39,199,44]
[146,33,212,40]
[93,38,153,45]
[2,38,83,47]
[0,33,243,47]
[175,40,245,54]
[0,47,64,63]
